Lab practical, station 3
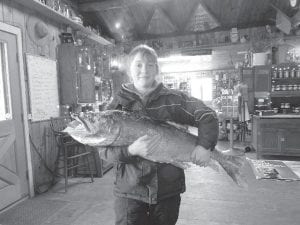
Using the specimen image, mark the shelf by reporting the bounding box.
[270,91,300,97]
[272,78,300,84]
[272,77,300,80]
[12,0,112,45]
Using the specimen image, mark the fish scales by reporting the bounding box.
[64,110,247,187]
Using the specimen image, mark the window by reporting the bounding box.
[0,42,12,120]
[190,77,213,101]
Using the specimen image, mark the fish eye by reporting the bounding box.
[136,63,143,68]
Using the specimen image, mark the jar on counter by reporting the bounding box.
[281,103,286,108]
[272,67,278,78]
[297,67,300,78]
[288,84,294,90]
[278,68,283,78]
[291,68,296,78]
[294,84,298,90]
[285,103,291,109]
[271,85,275,92]
[281,85,287,91]
[284,67,290,78]
[294,107,300,113]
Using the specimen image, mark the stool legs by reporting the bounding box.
[53,143,95,192]
[64,145,68,193]
[85,146,94,183]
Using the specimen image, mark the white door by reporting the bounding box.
[0,29,29,211]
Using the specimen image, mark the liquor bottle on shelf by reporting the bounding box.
[291,67,296,78]
[278,67,283,78]
[284,66,289,78]
[297,65,300,78]
[272,66,277,78]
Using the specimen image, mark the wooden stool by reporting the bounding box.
[50,116,94,192]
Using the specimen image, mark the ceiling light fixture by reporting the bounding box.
[290,0,298,8]
[115,22,121,29]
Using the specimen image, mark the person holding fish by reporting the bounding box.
[103,44,219,225]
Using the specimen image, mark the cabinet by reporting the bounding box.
[252,116,300,158]
[240,66,271,114]
[270,64,300,97]
[58,43,95,105]
[240,68,254,113]
[254,66,271,92]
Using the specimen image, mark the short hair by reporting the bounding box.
[127,44,158,66]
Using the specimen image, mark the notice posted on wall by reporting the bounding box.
[26,54,59,121]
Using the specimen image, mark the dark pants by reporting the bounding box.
[114,195,181,225]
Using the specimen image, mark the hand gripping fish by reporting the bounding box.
[64,110,247,187]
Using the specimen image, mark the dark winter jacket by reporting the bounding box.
[100,82,218,204]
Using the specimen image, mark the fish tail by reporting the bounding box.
[211,149,248,188]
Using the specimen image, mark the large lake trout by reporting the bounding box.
[64,110,247,187]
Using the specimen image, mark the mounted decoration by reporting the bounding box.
[290,0,298,8]
[27,16,51,46]
[275,8,292,34]
[146,7,177,35]
[185,3,220,32]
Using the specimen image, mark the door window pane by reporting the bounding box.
[0,42,12,120]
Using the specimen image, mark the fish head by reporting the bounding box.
[63,111,121,147]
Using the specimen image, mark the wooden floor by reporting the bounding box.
[1,142,300,225]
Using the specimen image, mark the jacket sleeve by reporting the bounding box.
[100,96,136,163]
[99,146,137,164]
[173,93,219,150]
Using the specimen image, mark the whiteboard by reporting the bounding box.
[26,54,59,121]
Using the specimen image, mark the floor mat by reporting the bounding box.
[247,158,300,181]
[0,198,67,225]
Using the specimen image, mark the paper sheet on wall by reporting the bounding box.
[26,54,59,121]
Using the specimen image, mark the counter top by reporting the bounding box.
[253,114,300,119]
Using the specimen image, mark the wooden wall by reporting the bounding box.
[0,0,62,192]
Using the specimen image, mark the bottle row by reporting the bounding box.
[271,84,300,92]
[273,104,300,113]
[272,66,300,79]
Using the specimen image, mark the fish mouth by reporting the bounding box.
[71,114,95,134]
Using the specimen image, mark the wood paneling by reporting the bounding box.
[1,1,60,59]
[29,121,58,190]
[78,0,299,41]
[0,1,61,191]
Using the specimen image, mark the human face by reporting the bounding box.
[129,52,158,89]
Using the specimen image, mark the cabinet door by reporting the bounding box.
[78,72,95,103]
[259,128,282,153]
[283,128,300,155]
[58,44,77,105]
[241,68,254,113]
[241,68,254,91]
[254,66,271,92]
